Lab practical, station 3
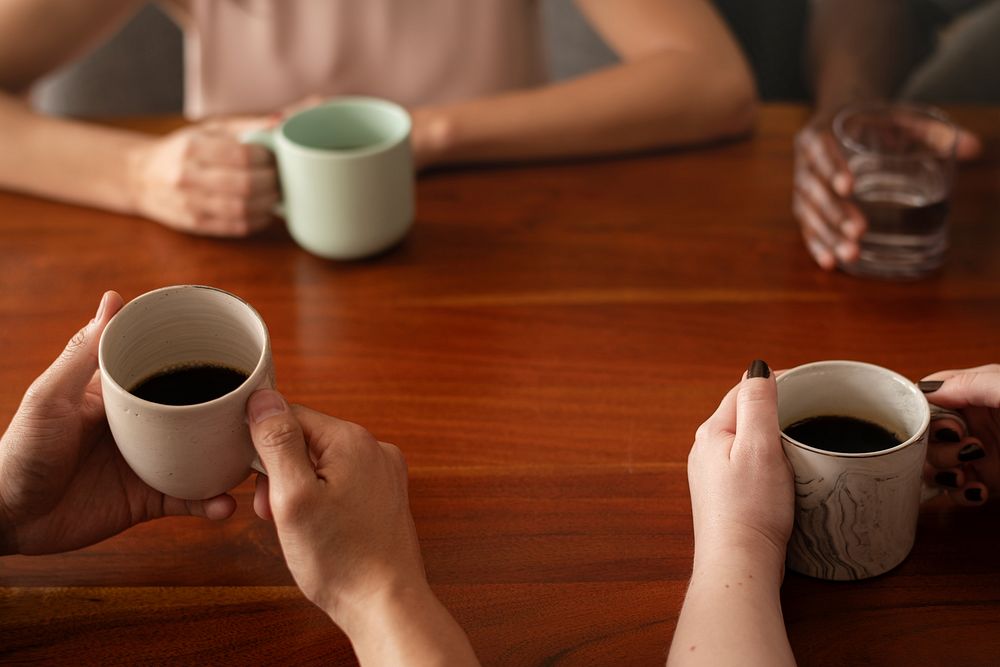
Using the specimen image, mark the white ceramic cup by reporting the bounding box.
[98,285,274,500]
[777,360,931,580]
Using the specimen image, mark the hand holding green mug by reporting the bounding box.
[243,97,414,260]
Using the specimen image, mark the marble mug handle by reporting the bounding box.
[921,404,970,502]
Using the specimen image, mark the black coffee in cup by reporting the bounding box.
[783,415,902,454]
[130,363,249,406]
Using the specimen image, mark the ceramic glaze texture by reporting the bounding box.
[98,286,274,500]
[778,361,931,581]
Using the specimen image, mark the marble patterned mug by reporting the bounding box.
[777,360,931,580]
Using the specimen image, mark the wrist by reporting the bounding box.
[123,137,157,218]
[328,576,436,639]
[410,106,457,170]
[332,576,478,667]
[693,536,787,587]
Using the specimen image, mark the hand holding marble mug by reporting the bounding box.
[687,360,795,573]
[920,365,1000,504]
[98,285,275,500]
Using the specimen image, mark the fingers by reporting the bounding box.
[194,191,278,220]
[732,360,782,461]
[923,463,988,505]
[903,116,980,162]
[920,366,1000,409]
[799,128,852,196]
[253,473,273,521]
[949,481,988,507]
[929,416,966,444]
[161,494,237,520]
[169,127,279,237]
[187,190,278,236]
[922,364,999,383]
[292,405,382,465]
[181,213,272,238]
[924,462,965,489]
[955,128,982,162]
[694,383,741,452]
[923,404,992,507]
[927,437,985,469]
[25,291,124,406]
[177,146,279,237]
[188,133,274,168]
[247,389,316,491]
[185,164,278,199]
[793,125,865,269]
[795,191,856,269]
[799,223,836,271]
[926,421,986,499]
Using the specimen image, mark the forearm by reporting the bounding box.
[668,554,795,667]
[0,91,152,213]
[413,51,756,168]
[809,0,931,117]
[336,582,480,667]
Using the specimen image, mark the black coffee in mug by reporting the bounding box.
[783,415,902,454]
[130,363,249,406]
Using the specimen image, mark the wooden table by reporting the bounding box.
[2,105,1000,665]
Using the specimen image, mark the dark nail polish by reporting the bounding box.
[965,487,983,503]
[747,359,770,379]
[934,428,961,443]
[918,380,944,393]
[958,444,986,462]
[934,471,959,488]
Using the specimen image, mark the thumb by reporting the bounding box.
[955,128,982,162]
[27,291,123,406]
[247,389,315,490]
[921,367,1000,410]
[732,359,781,460]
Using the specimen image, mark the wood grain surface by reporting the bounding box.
[2,105,1000,665]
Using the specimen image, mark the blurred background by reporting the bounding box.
[31,0,1000,118]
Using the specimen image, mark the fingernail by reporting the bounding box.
[247,389,287,424]
[919,380,944,393]
[747,359,770,379]
[94,292,110,323]
[934,428,961,443]
[934,471,959,488]
[834,173,851,195]
[958,444,986,462]
[965,487,984,503]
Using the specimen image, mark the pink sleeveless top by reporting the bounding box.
[166,0,548,119]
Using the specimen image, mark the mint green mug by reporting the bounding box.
[243,97,414,260]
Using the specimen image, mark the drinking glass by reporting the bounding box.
[833,104,958,280]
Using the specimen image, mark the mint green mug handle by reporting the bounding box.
[241,128,286,218]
